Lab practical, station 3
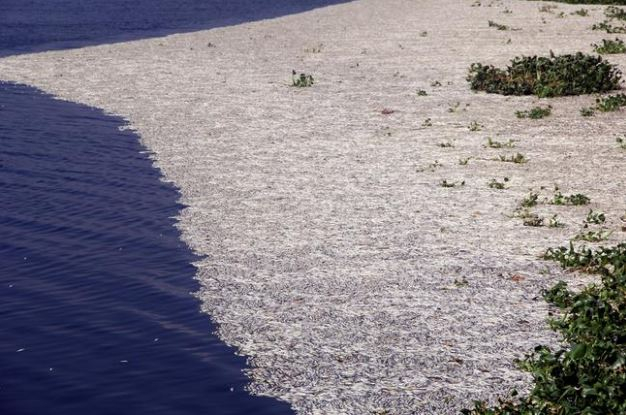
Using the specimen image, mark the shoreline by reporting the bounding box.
[1,0,624,413]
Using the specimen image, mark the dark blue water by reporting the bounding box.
[0,0,350,57]
[0,3,353,413]
[0,82,295,415]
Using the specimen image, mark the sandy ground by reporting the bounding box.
[2,0,625,413]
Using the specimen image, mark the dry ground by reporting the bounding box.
[1,0,625,413]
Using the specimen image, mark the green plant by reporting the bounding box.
[459,157,471,165]
[606,5,626,20]
[516,105,552,119]
[488,20,510,30]
[550,191,590,205]
[596,93,626,111]
[422,118,433,127]
[440,179,465,188]
[469,121,483,131]
[574,229,613,241]
[438,142,454,148]
[521,191,539,207]
[468,53,622,97]
[571,8,589,16]
[549,214,565,228]
[498,153,528,163]
[416,89,428,96]
[592,20,626,33]
[485,137,515,148]
[488,177,509,189]
[586,209,607,224]
[593,38,626,54]
[464,242,626,415]
[580,106,595,116]
[617,136,626,149]
[292,70,314,87]
[523,214,544,227]
[431,80,442,87]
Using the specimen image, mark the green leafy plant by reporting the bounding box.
[571,8,589,16]
[550,191,591,205]
[416,89,428,96]
[586,209,607,224]
[422,118,433,127]
[440,179,465,188]
[516,105,552,119]
[498,153,528,163]
[292,70,314,87]
[549,214,565,228]
[574,228,613,241]
[580,106,595,116]
[488,177,509,189]
[468,53,622,97]
[592,20,626,33]
[593,38,626,54]
[521,191,539,207]
[459,157,471,165]
[464,242,626,414]
[606,5,626,20]
[469,121,483,131]
[596,93,626,111]
[486,137,516,148]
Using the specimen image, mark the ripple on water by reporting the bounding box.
[0,82,293,415]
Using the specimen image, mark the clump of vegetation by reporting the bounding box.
[464,242,626,415]
[550,191,591,205]
[617,136,626,149]
[486,137,516,148]
[469,121,483,131]
[596,93,626,111]
[516,105,552,119]
[440,179,465,188]
[488,177,509,189]
[467,53,622,97]
[574,228,613,241]
[580,106,595,116]
[459,157,471,165]
[416,89,428,96]
[438,142,454,148]
[520,191,539,207]
[523,213,544,227]
[422,118,433,127]
[571,8,589,16]
[498,153,528,164]
[593,38,626,54]
[548,214,565,228]
[585,209,606,225]
[292,70,314,87]
[606,5,626,20]
[488,20,511,30]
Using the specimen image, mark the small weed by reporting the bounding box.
[459,157,471,165]
[550,191,591,205]
[571,8,589,16]
[592,20,626,33]
[454,277,469,287]
[431,80,442,87]
[292,70,314,87]
[488,177,509,189]
[549,214,565,228]
[468,121,483,131]
[606,5,626,21]
[593,38,626,53]
[586,209,607,225]
[440,179,465,188]
[498,153,528,164]
[422,118,433,127]
[521,191,539,208]
[574,229,613,242]
[596,93,626,111]
[416,89,428,96]
[539,5,558,13]
[580,106,595,116]
[515,105,552,119]
[420,31,428,37]
[486,137,516,148]
[468,53,622,97]
[488,20,510,30]
[447,101,462,112]
[617,136,626,149]
[438,142,454,148]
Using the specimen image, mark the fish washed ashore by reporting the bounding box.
[1,0,624,413]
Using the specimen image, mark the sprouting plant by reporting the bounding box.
[521,191,539,208]
[605,5,626,21]
[592,21,626,34]
[539,5,558,14]
[438,142,454,148]
[459,157,471,165]
[550,191,591,206]
[422,118,433,127]
[548,214,565,228]
[488,20,510,30]
[468,53,622,97]
[447,101,462,113]
[417,89,428,96]
[574,229,613,242]
[454,277,469,287]
[516,105,552,119]
[486,137,516,148]
[488,177,509,189]
[468,121,483,131]
[596,93,626,111]
[431,80,442,87]
[503,8,512,14]
[292,70,314,87]
[593,38,626,54]
[440,179,465,188]
[580,106,595,116]
[498,153,528,164]
[571,8,589,17]
[585,209,606,225]
[617,136,626,149]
